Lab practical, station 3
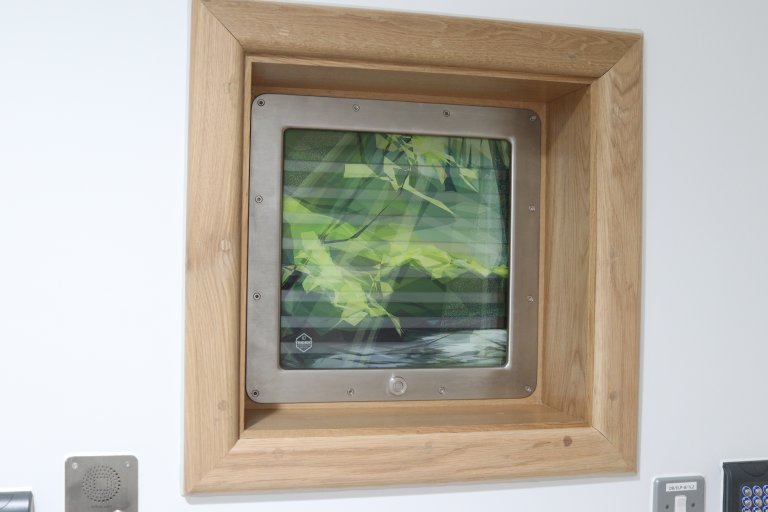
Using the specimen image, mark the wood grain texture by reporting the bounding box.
[249,84,548,111]
[245,393,543,410]
[238,48,254,434]
[243,403,584,437]
[589,41,643,469]
[541,87,594,420]
[250,54,589,103]
[203,0,640,78]
[184,0,643,493]
[185,0,244,493]
[192,427,629,492]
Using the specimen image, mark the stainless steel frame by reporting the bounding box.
[246,94,540,402]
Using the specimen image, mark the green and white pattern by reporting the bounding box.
[280,129,511,369]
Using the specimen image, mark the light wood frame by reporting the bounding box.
[185,0,642,493]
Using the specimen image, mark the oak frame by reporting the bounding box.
[185,0,642,494]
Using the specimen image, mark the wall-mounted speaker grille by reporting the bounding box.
[81,465,121,502]
[65,455,137,512]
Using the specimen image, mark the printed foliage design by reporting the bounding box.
[281,129,511,369]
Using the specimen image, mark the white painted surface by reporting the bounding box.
[1,0,767,510]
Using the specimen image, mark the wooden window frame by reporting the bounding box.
[185,0,642,493]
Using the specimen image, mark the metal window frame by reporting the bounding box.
[246,94,540,403]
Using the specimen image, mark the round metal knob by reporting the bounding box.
[388,376,407,396]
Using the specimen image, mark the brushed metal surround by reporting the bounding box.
[246,94,540,403]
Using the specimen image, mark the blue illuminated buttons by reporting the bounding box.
[741,482,768,512]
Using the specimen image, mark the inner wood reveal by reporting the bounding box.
[240,55,593,436]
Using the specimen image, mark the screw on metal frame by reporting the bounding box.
[252,292,262,300]
[352,104,360,112]
[529,114,538,122]
[254,195,263,203]
[528,204,537,212]
[442,109,451,117]
[257,99,266,107]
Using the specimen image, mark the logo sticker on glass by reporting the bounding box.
[295,332,313,352]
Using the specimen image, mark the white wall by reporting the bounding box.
[2,0,767,510]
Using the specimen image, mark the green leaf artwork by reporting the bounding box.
[280,129,512,369]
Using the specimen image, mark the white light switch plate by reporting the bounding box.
[653,476,705,512]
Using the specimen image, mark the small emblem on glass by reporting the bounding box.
[295,333,313,352]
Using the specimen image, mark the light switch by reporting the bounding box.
[653,476,705,512]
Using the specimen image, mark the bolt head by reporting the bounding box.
[352,104,360,112]
[529,114,538,122]
[255,195,263,203]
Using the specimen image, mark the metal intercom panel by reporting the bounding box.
[65,455,137,512]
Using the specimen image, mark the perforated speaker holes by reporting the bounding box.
[81,465,121,502]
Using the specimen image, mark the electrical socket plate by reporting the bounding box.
[653,476,705,512]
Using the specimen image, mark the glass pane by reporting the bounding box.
[280,129,511,369]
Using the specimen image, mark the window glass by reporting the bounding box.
[280,129,512,369]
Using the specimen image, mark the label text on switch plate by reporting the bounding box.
[666,482,698,492]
